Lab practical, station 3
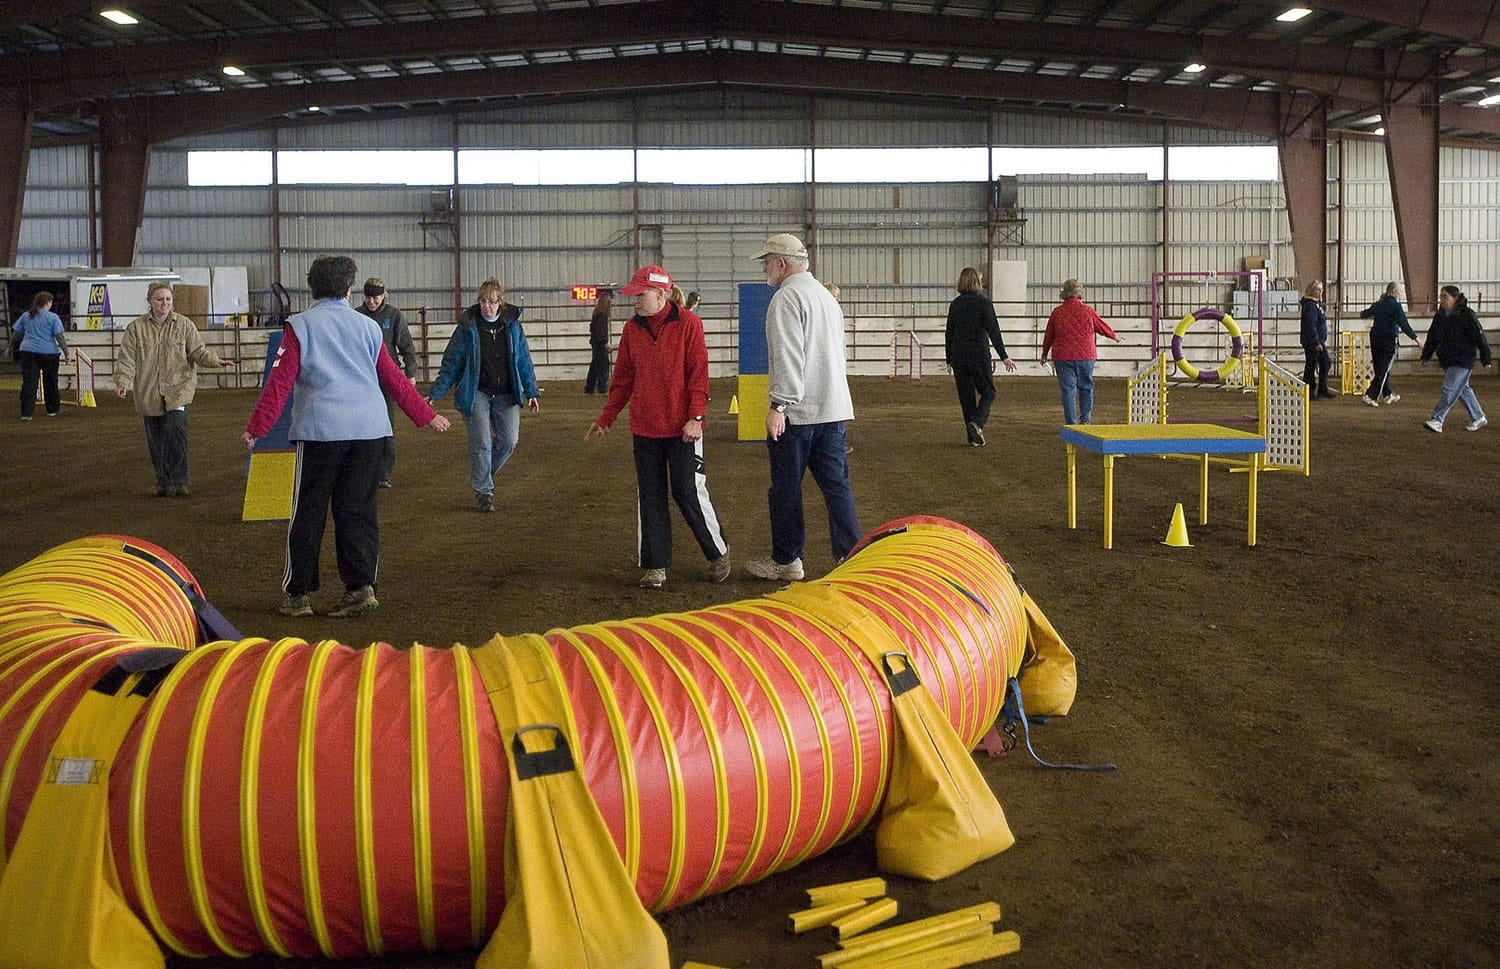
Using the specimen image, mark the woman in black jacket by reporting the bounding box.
[944,267,1017,447]
[1421,285,1492,432]
[1299,280,1334,399]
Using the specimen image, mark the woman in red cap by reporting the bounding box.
[586,264,730,589]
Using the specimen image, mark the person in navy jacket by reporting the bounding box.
[1299,280,1333,399]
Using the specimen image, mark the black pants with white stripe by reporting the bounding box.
[633,434,729,570]
[284,438,384,597]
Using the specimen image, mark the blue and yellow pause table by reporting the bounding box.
[1060,423,1268,549]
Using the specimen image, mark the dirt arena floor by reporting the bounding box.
[2,369,1497,969]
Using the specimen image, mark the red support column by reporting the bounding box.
[0,98,34,266]
[1383,82,1440,315]
[1277,95,1328,288]
[98,107,152,267]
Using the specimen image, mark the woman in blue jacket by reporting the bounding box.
[9,292,69,420]
[1299,280,1333,399]
[428,277,540,512]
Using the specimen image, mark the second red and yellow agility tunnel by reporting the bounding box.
[0,515,1075,964]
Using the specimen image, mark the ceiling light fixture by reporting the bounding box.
[1184,63,1207,74]
[1373,127,1386,136]
[1276,7,1312,22]
[222,65,245,77]
[100,9,139,25]
[308,105,321,112]
[1479,94,1500,106]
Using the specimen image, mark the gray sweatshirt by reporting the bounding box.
[766,270,855,425]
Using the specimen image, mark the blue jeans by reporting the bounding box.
[1055,359,1096,424]
[1431,367,1485,424]
[464,389,521,496]
[767,421,860,564]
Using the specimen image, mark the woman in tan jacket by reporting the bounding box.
[114,281,235,496]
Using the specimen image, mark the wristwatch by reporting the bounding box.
[770,401,788,414]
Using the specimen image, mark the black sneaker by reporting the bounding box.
[476,493,495,513]
[966,421,986,447]
[378,479,392,489]
[328,585,378,618]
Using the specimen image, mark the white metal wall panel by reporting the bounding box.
[23,145,91,187]
[280,115,458,149]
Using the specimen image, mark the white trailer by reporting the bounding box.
[0,267,180,331]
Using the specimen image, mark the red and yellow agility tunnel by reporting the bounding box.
[0,516,1076,967]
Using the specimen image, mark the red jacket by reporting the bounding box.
[596,302,709,438]
[1042,298,1117,361]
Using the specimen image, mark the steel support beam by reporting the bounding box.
[1288,0,1500,50]
[1277,95,1328,287]
[98,106,151,267]
[138,51,1288,144]
[0,97,33,266]
[1383,83,1441,315]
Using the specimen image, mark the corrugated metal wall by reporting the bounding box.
[14,95,1500,378]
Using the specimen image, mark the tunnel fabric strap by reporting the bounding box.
[0,651,182,969]
[469,633,669,969]
[769,585,1014,881]
[1015,591,1078,717]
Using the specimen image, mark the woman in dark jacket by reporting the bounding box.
[585,291,612,394]
[1299,280,1333,399]
[1421,285,1491,433]
[944,267,1017,446]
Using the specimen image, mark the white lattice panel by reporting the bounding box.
[1261,357,1308,473]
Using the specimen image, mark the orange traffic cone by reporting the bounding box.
[1161,503,1192,547]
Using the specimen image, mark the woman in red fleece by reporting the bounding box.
[585,265,730,590]
[1041,278,1120,424]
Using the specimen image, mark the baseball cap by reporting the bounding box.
[752,233,808,260]
[363,277,386,297]
[618,265,673,296]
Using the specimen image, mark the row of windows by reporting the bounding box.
[188,146,1279,186]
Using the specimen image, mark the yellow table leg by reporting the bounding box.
[1247,452,1260,546]
[1066,444,1077,529]
[1102,453,1115,549]
[1199,454,1210,525]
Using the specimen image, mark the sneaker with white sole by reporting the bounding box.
[328,585,378,617]
[1362,396,1379,407]
[1423,418,1443,434]
[1466,416,1488,432]
[745,556,804,581]
[278,593,313,617]
[708,551,731,583]
[639,568,666,589]
[1382,394,1401,405]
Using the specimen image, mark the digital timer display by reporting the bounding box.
[571,285,599,301]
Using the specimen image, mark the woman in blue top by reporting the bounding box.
[9,292,69,420]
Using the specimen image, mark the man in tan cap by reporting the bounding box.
[744,233,860,581]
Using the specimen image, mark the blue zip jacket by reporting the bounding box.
[1359,294,1418,342]
[429,303,538,415]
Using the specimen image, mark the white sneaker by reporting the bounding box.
[745,556,804,581]
[639,568,666,590]
[1466,416,1488,432]
[1423,419,1443,434]
[1382,394,1401,405]
[1362,396,1379,407]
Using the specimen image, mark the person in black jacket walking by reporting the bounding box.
[585,290,613,394]
[1299,280,1334,399]
[944,267,1017,446]
[356,277,419,487]
[1421,285,1491,433]
[1359,281,1422,406]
